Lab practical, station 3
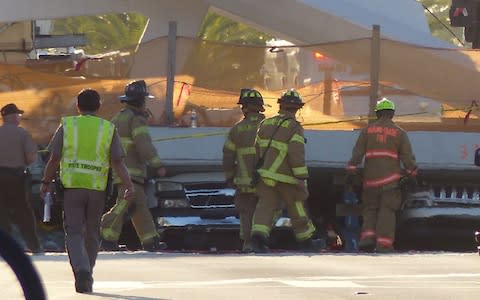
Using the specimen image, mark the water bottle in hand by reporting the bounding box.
[43,192,53,223]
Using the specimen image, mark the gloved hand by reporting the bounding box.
[226,178,235,188]
[296,178,307,189]
[156,167,167,177]
[400,176,418,193]
[251,169,260,187]
[345,173,355,186]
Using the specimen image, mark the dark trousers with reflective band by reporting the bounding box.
[63,188,105,273]
[361,187,401,248]
[101,182,159,245]
[234,192,258,247]
[252,180,315,241]
[0,170,41,251]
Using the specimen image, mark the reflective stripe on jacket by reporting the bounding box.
[60,115,114,191]
[223,113,264,192]
[255,111,308,187]
[347,118,417,189]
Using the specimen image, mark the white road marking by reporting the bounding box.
[302,273,480,280]
[280,280,364,288]
[54,272,479,291]
[45,278,364,291]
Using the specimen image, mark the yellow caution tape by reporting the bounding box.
[151,130,228,142]
[151,106,472,142]
[36,106,474,146]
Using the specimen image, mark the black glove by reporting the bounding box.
[226,178,235,188]
[345,173,355,185]
[400,176,418,193]
[251,169,260,187]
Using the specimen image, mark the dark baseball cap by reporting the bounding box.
[1,103,24,116]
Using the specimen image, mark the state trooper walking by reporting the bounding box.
[250,89,322,253]
[40,89,134,293]
[223,88,266,252]
[346,97,418,253]
[100,80,167,251]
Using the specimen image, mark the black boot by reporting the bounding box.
[29,245,45,255]
[250,234,269,253]
[298,238,327,252]
[358,237,376,253]
[143,236,168,252]
[475,230,480,255]
[241,240,254,253]
[375,245,394,253]
[100,238,120,251]
[74,270,93,293]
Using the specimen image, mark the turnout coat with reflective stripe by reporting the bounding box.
[223,113,265,193]
[347,118,417,189]
[60,115,114,191]
[255,111,308,186]
[112,106,162,183]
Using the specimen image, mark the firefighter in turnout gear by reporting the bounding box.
[346,98,417,253]
[100,80,167,251]
[250,89,322,253]
[223,89,266,252]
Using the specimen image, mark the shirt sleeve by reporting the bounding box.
[131,115,162,168]
[287,124,308,179]
[48,125,63,160]
[23,128,38,156]
[110,128,125,160]
[399,130,417,174]
[222,127,237,180]
[348,128,367,168]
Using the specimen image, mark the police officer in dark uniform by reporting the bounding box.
[0,103,42,253]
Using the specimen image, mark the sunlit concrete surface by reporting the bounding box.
[2,251,480,300]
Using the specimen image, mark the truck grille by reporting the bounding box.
[430,185,480,203]
[404,185,480,208]
[184,183,236,209]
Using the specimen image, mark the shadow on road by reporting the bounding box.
[91,292,169,300]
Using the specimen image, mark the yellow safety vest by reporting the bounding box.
[60,115,114,191]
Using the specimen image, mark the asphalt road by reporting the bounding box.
[2,251,480,300]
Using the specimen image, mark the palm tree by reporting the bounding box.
[52,13,148,54]
[198,12,273,45]
[420,0,465,46]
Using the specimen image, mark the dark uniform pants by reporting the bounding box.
[101,182,159,245]
[0,169,41,251]
[63,188,105,273]
[360,187,402,248]
[251,180,316,241]
[234,192,258,249]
